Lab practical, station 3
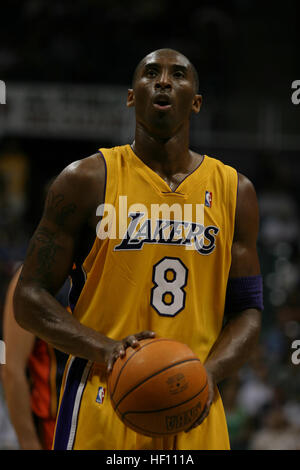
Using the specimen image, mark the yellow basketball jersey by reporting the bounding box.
[73,144,237,362]
[53,144,238,450]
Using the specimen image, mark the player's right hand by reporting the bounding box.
[106,330,156,373]
[184,367,215,432]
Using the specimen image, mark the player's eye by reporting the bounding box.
[145,69,158,78]
[173,70,185,79]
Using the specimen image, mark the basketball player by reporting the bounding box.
[13,49,263,450]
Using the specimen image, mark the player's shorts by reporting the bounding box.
[52,357,230,450]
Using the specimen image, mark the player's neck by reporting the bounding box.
[132,124,192,177]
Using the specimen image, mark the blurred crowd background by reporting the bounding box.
[0,0,300,450]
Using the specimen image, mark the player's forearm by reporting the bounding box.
[204,308,261,385]
[13,283,114,366]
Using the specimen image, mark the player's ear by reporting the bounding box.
[127,89,135,108]
[192,94,202,114]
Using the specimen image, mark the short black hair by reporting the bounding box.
[132,49,199,93]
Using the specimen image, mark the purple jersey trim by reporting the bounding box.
[53,357,89,450]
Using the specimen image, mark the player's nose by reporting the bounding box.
[154,70,172,91]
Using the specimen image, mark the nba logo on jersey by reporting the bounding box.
[96,386,106,404]
[205,191,212,208]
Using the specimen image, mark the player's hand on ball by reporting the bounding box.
[184,368,215,432]
[106,330,156,373]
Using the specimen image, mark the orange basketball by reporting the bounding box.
[107,337,208,437]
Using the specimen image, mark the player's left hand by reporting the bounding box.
[184,368,215,432]
[106,330,156,373]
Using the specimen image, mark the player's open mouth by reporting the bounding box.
[153,103,172,110]
[153,95,172,110]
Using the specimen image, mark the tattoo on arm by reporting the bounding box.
[21,227,61,289]
[45,190,77,227]
[21,191,77,290]
[35,227,59,286]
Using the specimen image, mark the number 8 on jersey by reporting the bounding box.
[151,257,188,317]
